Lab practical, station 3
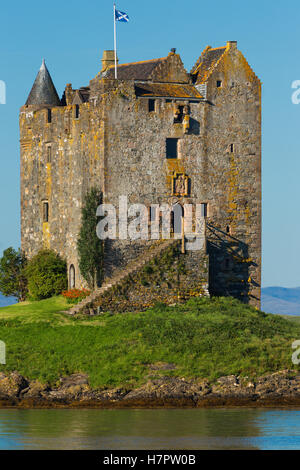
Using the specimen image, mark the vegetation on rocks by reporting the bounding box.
[0,296,299,390]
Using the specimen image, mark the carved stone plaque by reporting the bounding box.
[172,172,189,196]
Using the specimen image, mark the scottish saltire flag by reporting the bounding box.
[115,9,129,22]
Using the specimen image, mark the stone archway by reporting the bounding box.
[69,264,75,289]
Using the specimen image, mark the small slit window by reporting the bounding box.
[75,104,80,119]
[43,202,49,223]
[148,99,155,112]
[230,144,234,153]
[217,80,222,88]
[47,147,51,163]
[47,109,52,123]
[200,203,208,218]
[166,138,178,159]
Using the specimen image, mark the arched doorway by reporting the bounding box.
[171,203,184,236]
[69,264,75,289]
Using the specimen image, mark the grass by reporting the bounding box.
[0,296,299,389]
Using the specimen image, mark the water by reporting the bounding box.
[0,293,17,308]
[0,408,300,450]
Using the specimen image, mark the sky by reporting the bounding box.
[0,0,299,288]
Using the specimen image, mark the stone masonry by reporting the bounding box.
[20,41,261,307]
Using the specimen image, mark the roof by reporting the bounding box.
[25,59,61,106]
[191,46,226,84]
[102,57,168,80]
[135,83,203,100]
[78,87,90,103]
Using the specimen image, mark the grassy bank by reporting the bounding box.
[0,296,299,389]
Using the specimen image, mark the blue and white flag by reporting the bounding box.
[115,9,129,22]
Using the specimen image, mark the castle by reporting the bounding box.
[20,41,262,309]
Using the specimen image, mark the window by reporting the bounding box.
[75,104,80,119]
[200,203,208,218]
[166,138,178,159]
[217,80,222,88]
[226,225,231,234]
[47,109,52,123]
[171,204,184,235]
[47,147,51,163]
[148,99,155,112]
[43,202,49,223]
[174,105,184,123]
[149,206,157,222]
[230,144,234,153]
[69,265,75,289]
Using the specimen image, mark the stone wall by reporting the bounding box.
[201,42,261,306]
[93,241,209,313]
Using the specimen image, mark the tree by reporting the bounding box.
[0,247,27,301]
[25,250,67,300]
[77,187,103,289]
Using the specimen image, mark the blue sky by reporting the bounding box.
[0,0,299,288]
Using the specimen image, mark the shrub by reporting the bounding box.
[25,250,67,300]
[0,247,27,301]
[61,288,90,304]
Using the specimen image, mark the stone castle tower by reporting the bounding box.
[20,41,261,308]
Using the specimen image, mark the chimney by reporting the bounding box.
[226,41,237,50]
[101,50,118,73]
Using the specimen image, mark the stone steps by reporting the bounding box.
[68,239,179,316]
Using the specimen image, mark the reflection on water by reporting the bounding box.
[0,408,300,450]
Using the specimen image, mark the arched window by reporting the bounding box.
[69,265,75,289]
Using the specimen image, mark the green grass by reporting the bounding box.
[0,296,299,389]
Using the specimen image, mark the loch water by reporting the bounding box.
[0,408,299,450]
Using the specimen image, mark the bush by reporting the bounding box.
[25,250,67,300]
[61,288,90,304]
[0,247,27,301]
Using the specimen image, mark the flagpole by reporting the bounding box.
[113,3,117,79]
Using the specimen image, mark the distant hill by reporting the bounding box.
[0,293,17,308]
[262,287,300,316]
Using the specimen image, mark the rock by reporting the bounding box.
[60,373,89,389]
[217,375,239,386]
[47,374,90,402]
[123,377,212,402]
[22,380,49,398]
[1,370,300,406]
[48,383,90,401]
[0,372,28,398]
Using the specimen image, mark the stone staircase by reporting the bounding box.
[68,238,181,316]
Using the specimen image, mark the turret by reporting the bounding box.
[25,59,61,107]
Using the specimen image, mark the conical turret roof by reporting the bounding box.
[25,59,61,106]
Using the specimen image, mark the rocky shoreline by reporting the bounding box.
[1,370,300,408]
